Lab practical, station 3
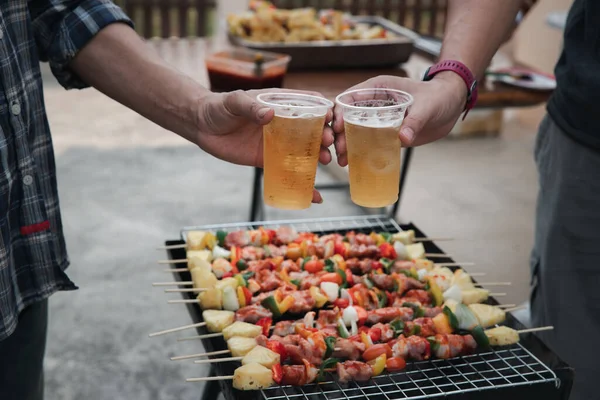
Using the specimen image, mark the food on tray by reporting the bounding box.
[227,1,398,43]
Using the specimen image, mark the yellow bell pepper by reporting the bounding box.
[361,332,373,348]
[300,240,308,258]
[278,295,295,314]
[332,254,346,270]
[310,286,328,308]
[427,277,444,307]
[368,354,387,376]
[279,269,291,284]
[237,286,247,308]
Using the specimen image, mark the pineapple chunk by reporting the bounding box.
[405,243,426,260]
[198,288,222,310]
[222,321,262,341]
[427,267,453,292]
[202,310,235,333]
[188,257,212,274]
[469,304,506,328]
[233,363,274,391]
[485,326,520,346]
[215,277,239,291]
[228,336,258,357]
[461,288,490,305]
[392,230,415,245]
[191,269,218,289]
[452,269,475,290]
[414,259,434,271]
[241,345,280,368]
[187,231,209,250]
[186,250,212,265]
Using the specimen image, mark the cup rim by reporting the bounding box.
[256,92,334,110]
[335,88,414,110]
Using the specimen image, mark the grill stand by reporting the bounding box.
[165,215,573,400]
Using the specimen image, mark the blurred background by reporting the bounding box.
[42,0,571,399]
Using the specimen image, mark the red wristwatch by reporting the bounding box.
[423,60,478,120]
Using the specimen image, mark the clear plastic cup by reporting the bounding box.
[257,92,334,210]
[335,88,413,208]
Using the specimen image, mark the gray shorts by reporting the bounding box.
[530,114,600,400]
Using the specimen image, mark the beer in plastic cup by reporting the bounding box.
[335,88,413,208]
[257,92,333,210]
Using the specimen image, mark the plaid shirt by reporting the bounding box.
[0,1,132,341]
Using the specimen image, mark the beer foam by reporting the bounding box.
[344,109,404,128]
[274,109,326,118]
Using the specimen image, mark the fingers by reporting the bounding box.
[311,189,323,204]
[398,103,430,146]
[224,90,274,125]
[334,130,348,167]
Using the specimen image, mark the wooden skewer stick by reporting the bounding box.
[187,376,233,383]
[171,349,230,361]
[414,237,454,242]
[153,281,193,287]
[165,288,206,293]
[517,326,553,334]
[157,244,188,250]
[149,322,207,337]
[503,305,527,313]
[424,253,453,258]
[158,258,188,264]
[194,356,242,365]
[489,293,506,296]
[469,273,486,277]
[169,299,199,304]
[178,332,223,341]
[434,262,475,267]
[165,268,188,273]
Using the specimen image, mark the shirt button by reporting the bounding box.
[23,175,33,185]
[11,101,21,116]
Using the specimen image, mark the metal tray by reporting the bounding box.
[227,16,419,70]
[166,215,573,400]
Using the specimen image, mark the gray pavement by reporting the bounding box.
[41,64,539,399]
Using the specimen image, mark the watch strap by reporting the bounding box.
[423,60,478,120]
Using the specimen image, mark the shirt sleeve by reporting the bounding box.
[30,0,135,89]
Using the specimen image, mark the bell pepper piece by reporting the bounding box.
[369,327,382,343]
[361,331,373,348]
[256,317,272,336]
[230,246,240,265]
[332,254,346,270]
[266,340,287,361]
[379,243,397,259]
[260,295,281,318]
[367,354,387,376]
[278,295,294,314]
[379,258,394,273]
[271,363,283,384]
[324,336,336,359]
[333,242,347,258]
[236,286,247,308]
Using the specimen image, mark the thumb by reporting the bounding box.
[224,91,274,125]
[399,105,429,146]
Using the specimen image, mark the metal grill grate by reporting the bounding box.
[180,215,560,399]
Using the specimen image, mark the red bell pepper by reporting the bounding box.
[333,298,350,309]
[266,340,287,362]
[333,242,347,258]
[369,327,382,343]
[354,306,368,326]
[379,243,397,260]
[271,364,283,384]
[222,271,233,279]
[256,317,272,336]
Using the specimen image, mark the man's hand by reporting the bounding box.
[195,89,335,203]
[332,74,467,166]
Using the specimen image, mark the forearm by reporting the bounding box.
[440,0,522,79]
[69,23,208,144]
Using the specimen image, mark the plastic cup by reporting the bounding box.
[335,88,413,208]
[257,92,334,210]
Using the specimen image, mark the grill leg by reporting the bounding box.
[200,366,221,400]
[249,167,263,222]
[390,147,414,220]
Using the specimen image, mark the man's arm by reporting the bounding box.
[69,23,206,144]
[439,0,523,80]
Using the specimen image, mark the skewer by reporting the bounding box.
[517,326,553,334]
[187,376,233,383]
[158,258,187,264]
[193,356,242,364]
[423,253,453,258]
[489,293,506,296]
[474,282,512,287]
[434,262,475,267]
[171,349,230,361]
[157,244,188,250]
[164,268,188,272]
[165,288,205,293]
[496,304,516,309]
[153,281,193,286]
[148,322,207,337]
[502,305,526,312]
[414,237,453,242]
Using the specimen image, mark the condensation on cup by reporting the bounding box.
[257,93,334,210]
[336,88,413,208]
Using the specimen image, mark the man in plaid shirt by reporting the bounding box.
[0,2,333,398]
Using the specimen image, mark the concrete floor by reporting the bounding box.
[40,64,540,399]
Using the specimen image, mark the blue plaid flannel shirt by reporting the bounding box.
[0,1,133,341]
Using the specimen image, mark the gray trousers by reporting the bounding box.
[531,114,600,400]
[0,299,47,400]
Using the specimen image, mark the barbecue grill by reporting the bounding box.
[163,215,573,400]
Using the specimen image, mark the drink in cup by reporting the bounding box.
[335,88,413,208]
[257,93,333,210]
